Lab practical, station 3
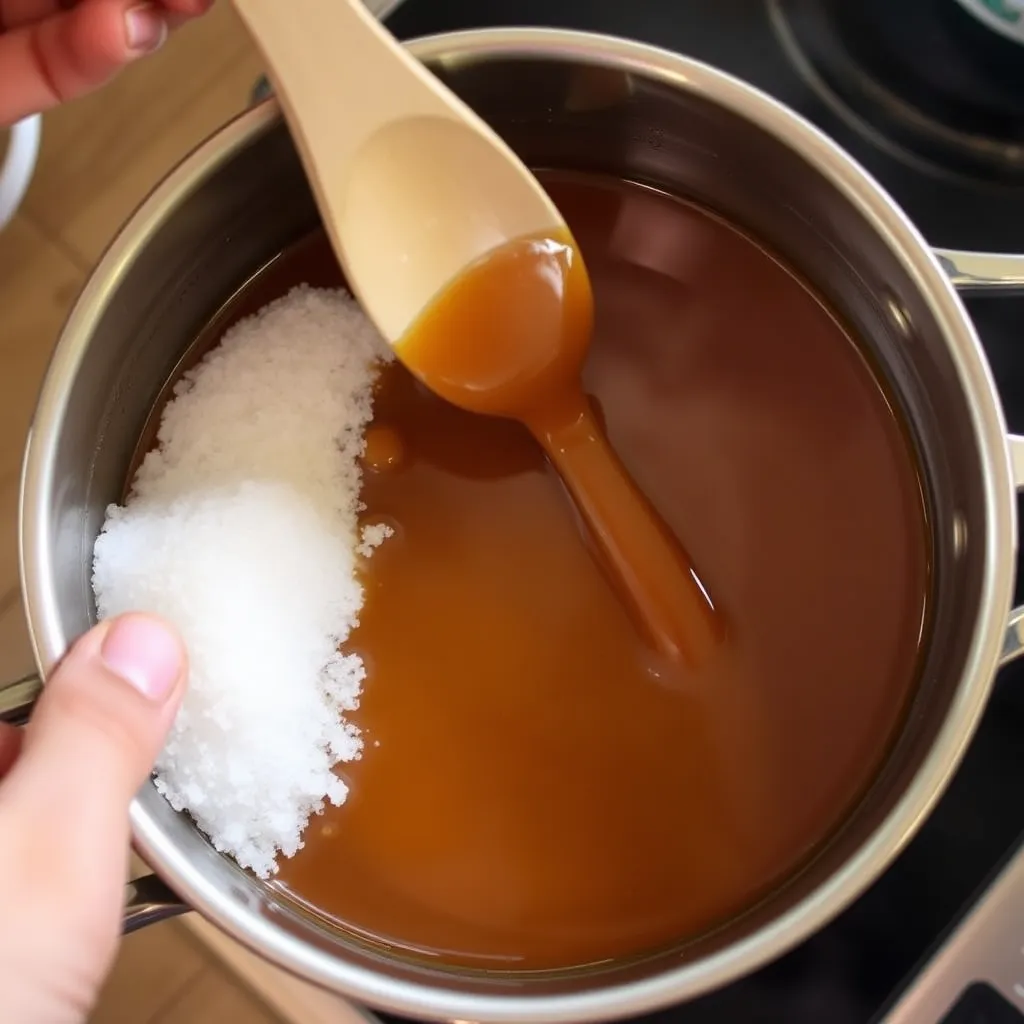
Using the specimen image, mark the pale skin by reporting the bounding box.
[1,3,208,1019]
[0,0,211,124]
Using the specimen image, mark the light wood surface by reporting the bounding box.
[21,2,265,268]
[0,8,294,1023]
[0,215,83,685]
[91,919,284,1024]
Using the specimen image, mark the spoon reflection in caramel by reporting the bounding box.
[395,226,721,665]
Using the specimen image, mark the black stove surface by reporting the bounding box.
[375,2,1024,1021]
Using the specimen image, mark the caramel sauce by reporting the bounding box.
[395,226,719,664]
[139,172,930,972]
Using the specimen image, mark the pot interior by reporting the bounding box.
[36,37,1000,1009]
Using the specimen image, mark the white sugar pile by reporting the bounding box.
[92,286,393,878]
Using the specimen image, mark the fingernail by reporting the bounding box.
[101,615,182,702]
[125,5,168,53]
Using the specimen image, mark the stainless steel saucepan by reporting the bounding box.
[3,26,1024,1024]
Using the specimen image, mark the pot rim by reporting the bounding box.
[19,27,1016,1023]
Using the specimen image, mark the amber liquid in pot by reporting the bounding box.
[134,173,930,971]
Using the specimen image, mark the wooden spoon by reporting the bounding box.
[233,0,721,665]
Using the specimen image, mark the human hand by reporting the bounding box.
[0,614,187,1022]
[1,0,213,126]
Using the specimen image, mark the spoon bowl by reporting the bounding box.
[233,0,565,342]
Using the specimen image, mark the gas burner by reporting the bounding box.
[768,0,1024,183]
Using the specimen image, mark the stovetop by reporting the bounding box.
[373,1,1024,1021]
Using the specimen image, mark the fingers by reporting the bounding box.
[0,0,213,125]
[0,0,210,32]
[0,614,186,1019]
[0,1,66,33]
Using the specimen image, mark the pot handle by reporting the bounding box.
[937,248,1024,664]
[0,670,188,929]
[1001,434,1024,666]
[123,873,189,933]
[935,248,1024,296]
[0,669,41,726]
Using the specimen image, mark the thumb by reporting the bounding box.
[10,612,186,824]
[0,614,186,1019]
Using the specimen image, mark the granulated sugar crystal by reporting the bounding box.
[92,286,393,878]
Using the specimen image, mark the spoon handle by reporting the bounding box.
[534,402,722,667]
[231,0,455,236]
